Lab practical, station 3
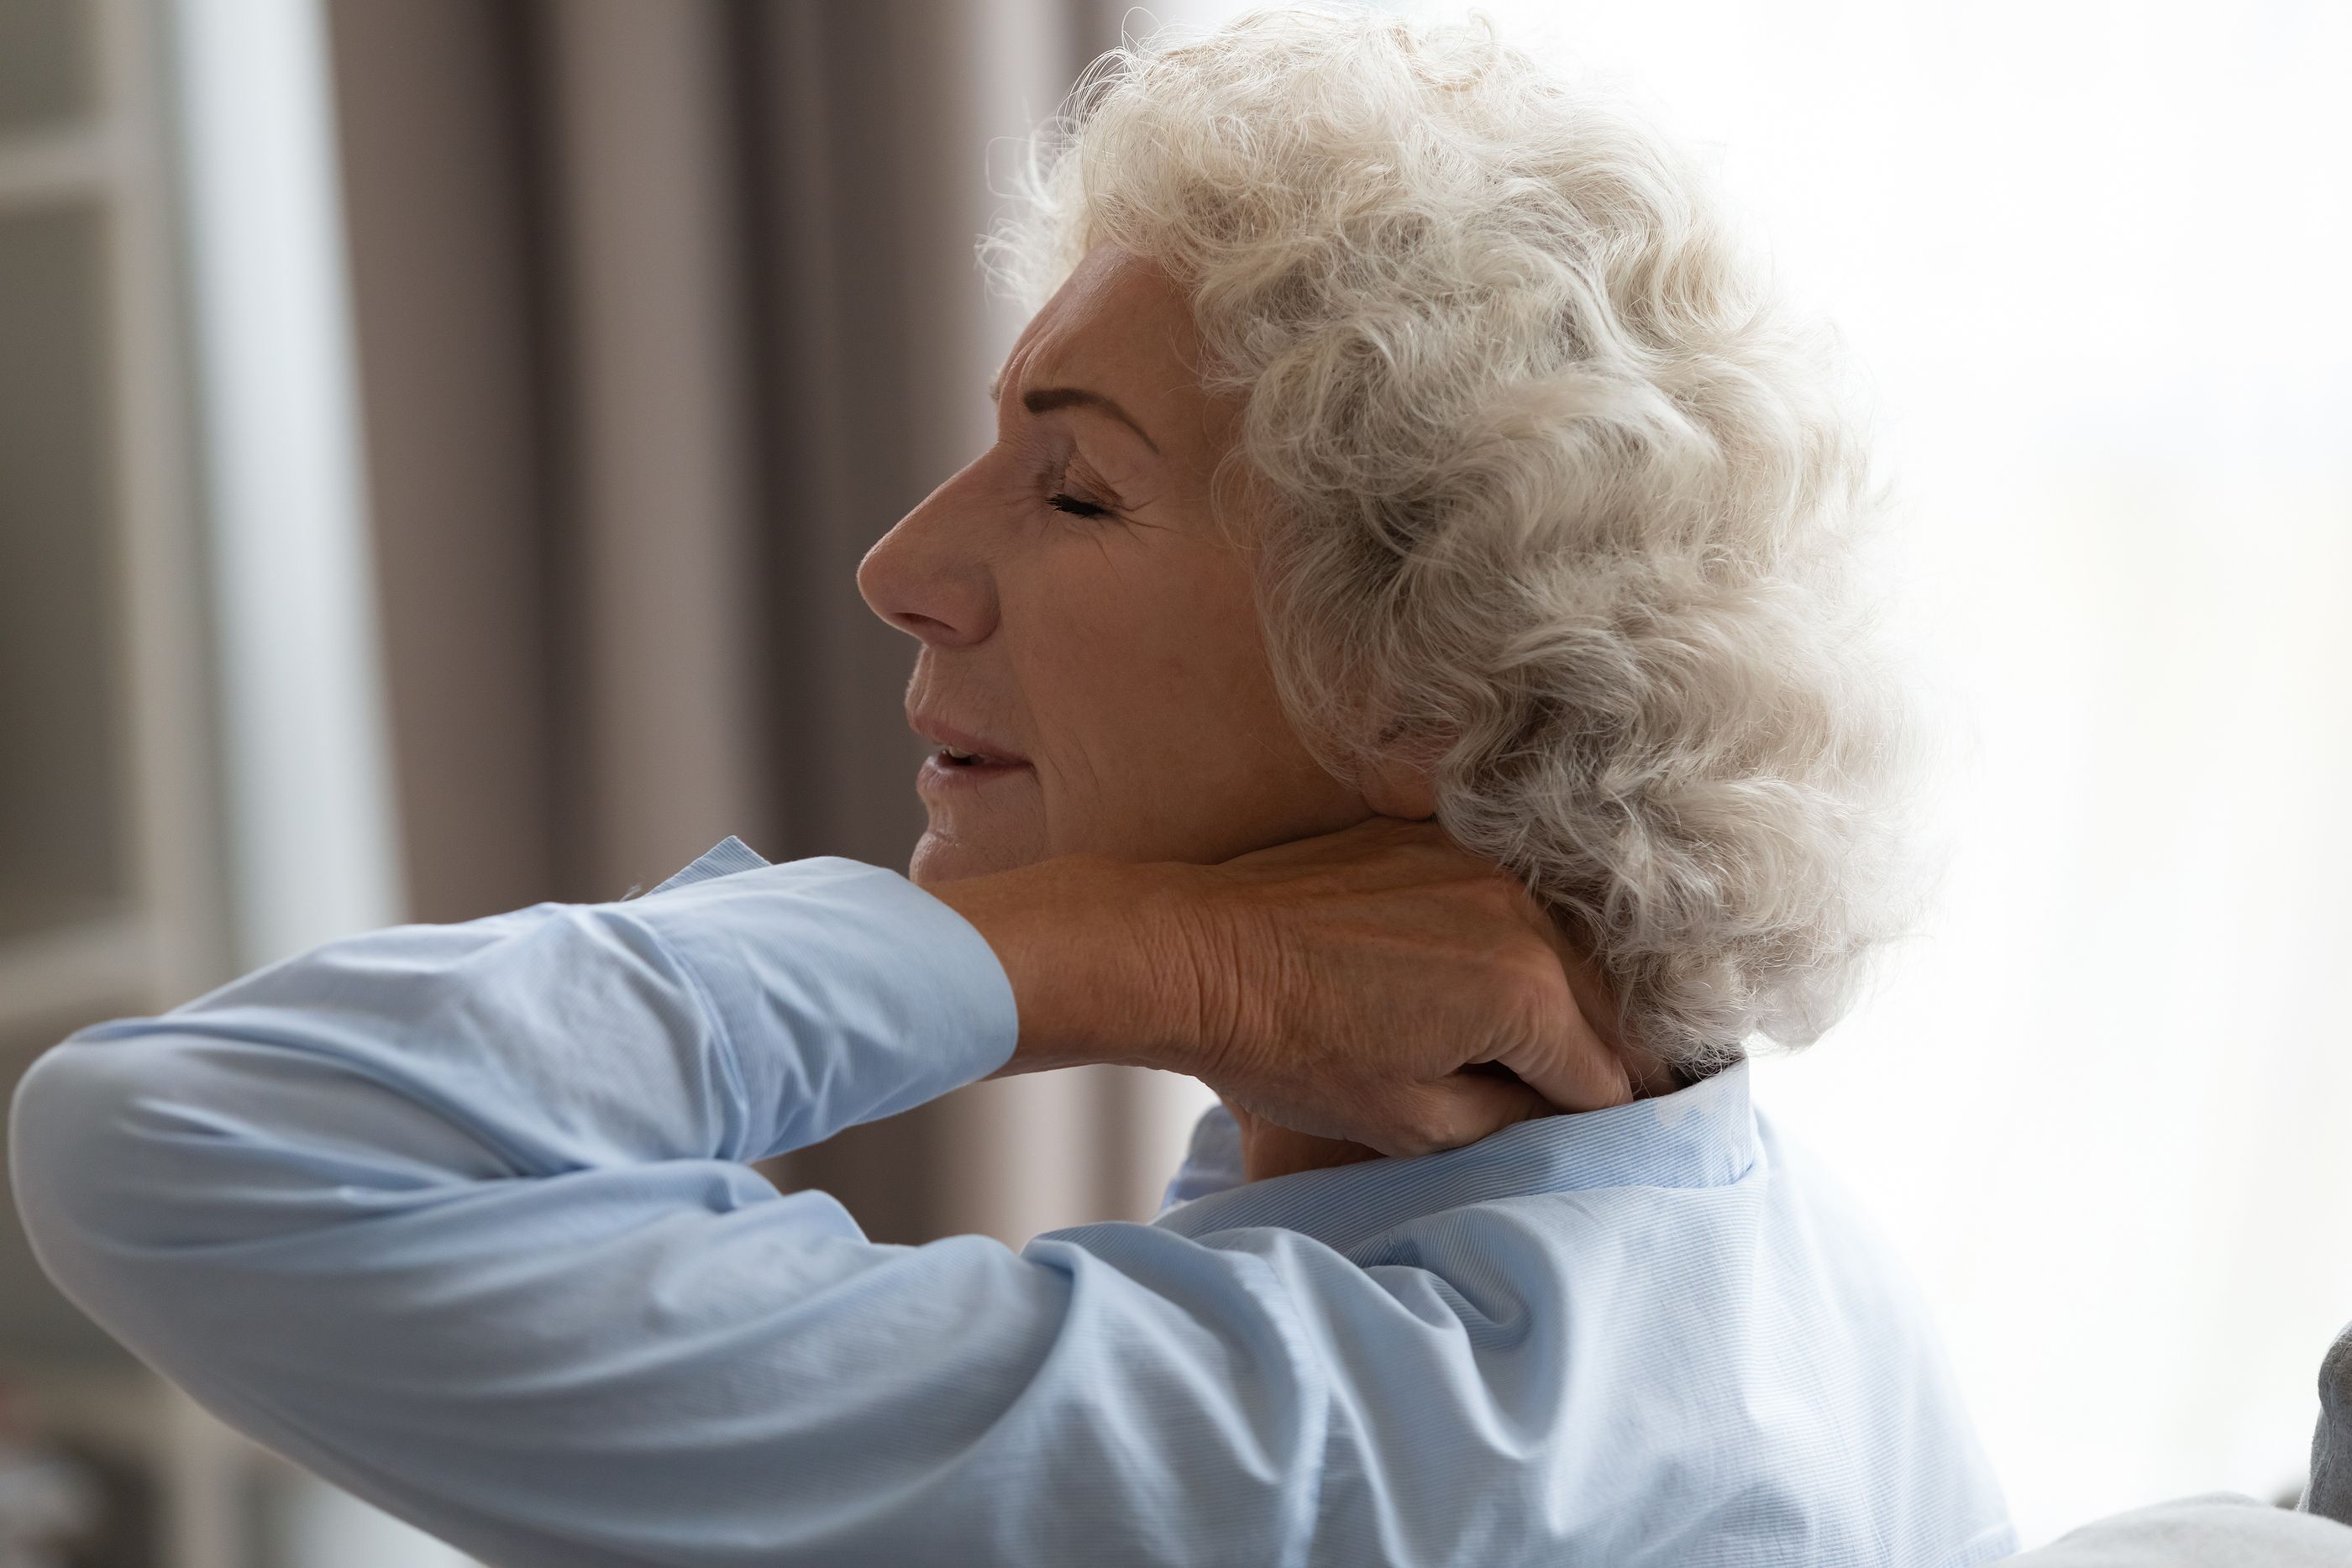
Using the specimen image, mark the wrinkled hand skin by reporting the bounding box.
[947,815,1652,1160]
[1135,817,1644,1158]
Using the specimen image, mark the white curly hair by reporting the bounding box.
[982,3,1931,1074]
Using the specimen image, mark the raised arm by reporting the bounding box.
[9,849,1276,1565]
[8,819,1627,1565]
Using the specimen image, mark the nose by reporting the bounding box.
[856,460,998,648]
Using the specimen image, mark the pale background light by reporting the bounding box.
[1142,0,2352,1546]
[170,0,405,969]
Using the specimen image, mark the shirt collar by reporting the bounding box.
[640,836,772,898]
[1151,1059,1760,1252]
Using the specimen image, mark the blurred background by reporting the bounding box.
[0,0,2344,1563]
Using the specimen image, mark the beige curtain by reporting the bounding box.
[325,0,1194,1246]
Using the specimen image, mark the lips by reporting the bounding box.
[908,711,1032,796]
[908,712,1029,767]
[917,753,1028,792]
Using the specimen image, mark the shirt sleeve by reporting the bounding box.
[6,850,1328,1568]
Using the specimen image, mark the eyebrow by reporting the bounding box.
[987,370,1162,457]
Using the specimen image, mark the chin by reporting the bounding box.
[907,826,1038,887]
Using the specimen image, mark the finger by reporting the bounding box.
[1501,910,1637,1113]
[1383,1072,1558,1159]
[1494,983,1632,1114]
[1499,1032,1631,1114]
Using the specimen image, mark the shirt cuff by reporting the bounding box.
[617,851,1020,1162]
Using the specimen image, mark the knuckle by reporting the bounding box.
[1393,1095,1457,1157]
[1494,944,1567,1014]
[1465,863,1519,903]
[1472,868,1545,928]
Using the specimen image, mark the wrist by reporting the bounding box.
[927,854,1208,1078]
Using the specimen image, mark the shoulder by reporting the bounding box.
[1072,1118,2012,1566]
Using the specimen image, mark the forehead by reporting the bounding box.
[1002,243,1201,392]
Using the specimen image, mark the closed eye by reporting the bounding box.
[1047,492,1110,519]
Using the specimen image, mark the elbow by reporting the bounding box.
[8,1030,207,1303]
[8,1026,302,1373]
[12,1038,135,1274]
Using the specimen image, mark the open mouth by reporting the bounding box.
[920,747,1031,789]
[909,712,1031,788]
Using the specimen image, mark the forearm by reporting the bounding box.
[10,853,1017,1272]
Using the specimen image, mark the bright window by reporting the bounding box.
[1149,0,2352,1543]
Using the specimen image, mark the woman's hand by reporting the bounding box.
[1143,816,1638,1156]
[937,816,1641,1159]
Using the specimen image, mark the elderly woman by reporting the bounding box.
[11,8,2015,1566]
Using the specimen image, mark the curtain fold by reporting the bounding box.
[328,0,1203,1246]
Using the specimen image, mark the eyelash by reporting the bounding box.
[1047,491,1110,519]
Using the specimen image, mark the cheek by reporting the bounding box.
[1010,538,1325,849]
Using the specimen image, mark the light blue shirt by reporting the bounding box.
[10,838,2017,1567]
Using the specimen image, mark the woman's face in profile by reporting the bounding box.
[858,244,1425,885]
